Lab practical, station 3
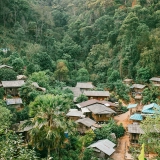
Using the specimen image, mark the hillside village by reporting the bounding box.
[0,64,160,159]
[1,0,160,159]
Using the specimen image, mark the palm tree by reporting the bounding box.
[27,94,74,159]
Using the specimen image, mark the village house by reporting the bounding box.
[63,86,82,102]
[75,117,101,134]
[150,77,160,87]
[87,103,116,122]
[75,82,95,92]
[130,84,146,102]
[66,109,85,121]
[83,90,110,101]
[17,75,27,81]
[141,103,160,116]
[127,122,144,144]
[127,104,138,115]
[123,79,133,86]
[87,139,116,159]
[129,113,143,123]
[1,80,25,96]
[6,98,23,108]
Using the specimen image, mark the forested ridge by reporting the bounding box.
[1,0,160,85]
[0,0,160,159]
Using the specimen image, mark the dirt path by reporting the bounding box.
[111,111,133,160]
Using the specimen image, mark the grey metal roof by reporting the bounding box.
[76,118,96,127]
[88,139,116,156]
[76,100,116,108]
[128,123,144,134]
[6,98,22,105]
[130,84,146,89]
[87,104,115,114]
[66,110,84,117]
[0,65,13,69]
[84,91,110,97]
[63,87,82,97]
[18,121,33,132]
[1,80,25,88]
[76,99,99,108]
[76,82,95,89]
[150,77,160,82]
[127,104,138,109]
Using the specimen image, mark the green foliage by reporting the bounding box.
[76,94,88,103]
[76,68,89,82]
[12,58,24,73]
[0,132,39,159]
[0,68,17,80]
[0,105,12,134]
[0,88,4,99]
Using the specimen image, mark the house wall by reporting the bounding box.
[129,133,140,143]
[68,116,80,121]
[92,113,112,122]
[93,151,108,159]
[87,96,109,101]
[77,123,89,133]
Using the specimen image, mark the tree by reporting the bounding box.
[139,114,160,157]
[0,132,39,159]
[0,68,17,80]
[54,60,69,81]
[12,58,24,73]
[76,94,88,103]
[0,105,12,134]
[76,68,89,82]
[28,94,74,159]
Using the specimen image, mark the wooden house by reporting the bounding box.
[127,104,138,115]
[129,113,143,123]
[75,82,95,92]
[17,75,27,80]
[83,91,110,101]
[127,123,144,144]
[142,103,160,116]
[87,139,116,159]
[1,80,25,96]
[130,84,146,102]
[66,109,85,121]
[87,103,116,122]
[76,118,101,134]
[123,79,133,86]
[150,77,160,87]
[6,98,23,108]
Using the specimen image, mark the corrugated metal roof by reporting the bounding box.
[88,139,116,156]
[127,104,138,109]
[87,104,115,114]
[84,91,110,97]
[142,103,160,114]
[76,118,96,127]
[130,114,143,121]
[2,80,25,87]
[130,84,146,89]
[66,110,84,117]
[128,123,144,134]
[123,79,133,82]
[76,99,99,108]
[150,77,160,82]
[6,98,22,105]
[76,82,94,89]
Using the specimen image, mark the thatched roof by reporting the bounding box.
[150,77,160,82]
[0,65,13,69]
[1,80,25,88]
[130,84,146,89]
[87,104,115,114]
[84,91,110,97]
[76,82,95,89]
